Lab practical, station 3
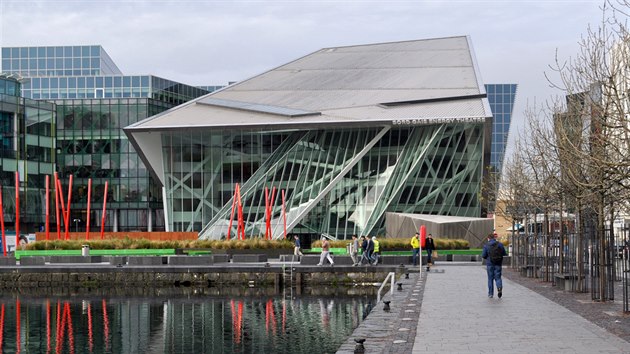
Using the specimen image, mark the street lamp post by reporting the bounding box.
[73,219,81,232]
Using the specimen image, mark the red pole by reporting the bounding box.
[14,172,19,248]
[282,190,286,239]
[64,175,73,240]
[56,179,66,241]
[86,179,92,240]
[45,175,50,240]
[0,189,6,256]
[268,187,276,240]
[238,187,245,240]
[100,181,108,240]
[54,173,61,240]
[264,187,269,240]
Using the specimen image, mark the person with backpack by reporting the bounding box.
[482,233,507,298]
[425,233,436,265]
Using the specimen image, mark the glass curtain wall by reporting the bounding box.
[0,77,56,231]
[163,123,485,239]
[55,98,169,232]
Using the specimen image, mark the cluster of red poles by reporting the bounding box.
[227,184,287,241]
[0,172,110,256]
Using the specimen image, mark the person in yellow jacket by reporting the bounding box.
[371,236,380,265]
[411,232,420,266]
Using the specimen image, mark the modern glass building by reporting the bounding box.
[0,74,56,231]
[126,36,499,240]
[1,45,212,231]
[485,84,517,213]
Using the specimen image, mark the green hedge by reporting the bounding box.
[26,238,294,251]
[311,237,469,250]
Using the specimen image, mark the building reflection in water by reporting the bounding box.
[0,289,373,354]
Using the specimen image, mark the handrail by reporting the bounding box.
[320,233,337,241]
[377,272,396,303]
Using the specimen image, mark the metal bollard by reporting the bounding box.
[354,338,366,353]
[383,300,391,312]
[405,272,409,279]
[397,282,403,291]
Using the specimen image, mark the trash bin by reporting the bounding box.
[82,245,90,257]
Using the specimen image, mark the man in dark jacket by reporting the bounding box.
[425,234,436,264]
[482,233,507,298]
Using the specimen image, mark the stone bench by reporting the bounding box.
[299,255,354,266]
[19,256,46,266]
[174,248,213,255]
[49,255,103,263]
[453,254,479,262]
[520,265,537,278]
[127,256,166,266]
[212,254,230,263]
[279,254,302,262]
[231,254,268,263]
[0,257,16,266]
[380,255,413,265]
[106,256,126,266]
[554,273,584,291]
[168,255,213,265]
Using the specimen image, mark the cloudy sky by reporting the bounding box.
[0,0,606,146]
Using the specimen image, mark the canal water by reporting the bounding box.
[0,287,375,353]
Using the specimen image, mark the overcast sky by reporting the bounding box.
[0,0,606,150]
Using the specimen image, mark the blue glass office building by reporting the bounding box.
[1,45,211,231]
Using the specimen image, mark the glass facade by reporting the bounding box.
[160,122,486,239]
[2,45,214,231]
[0,76,56,230]
[486,84,517,173]
[1,45,122,77]
[485,84,517,213]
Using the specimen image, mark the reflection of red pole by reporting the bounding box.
[58,302,67,354]
[0,304,5,352]
[15,172,19,248]
[46,300,51,353]
[45,175,50,240]
[86,179,92,240]
[100,181,108,240]
[102,299,109,352]
[87,303,93,353]
[282,190,286,239]
[0,188,6,256]
[56,301,61,354]
[54,173,61,240]
[66,303,75,354]
[64,175,73,240]
[16,298,20,354]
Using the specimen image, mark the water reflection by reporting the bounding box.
[0,287,374,354]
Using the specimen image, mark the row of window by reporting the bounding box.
[3,46,102,59]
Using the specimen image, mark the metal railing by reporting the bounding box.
[377,272,396,303]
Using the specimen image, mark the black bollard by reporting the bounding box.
[354,338,366,353]
[397,282,403,291]
[405,272,409,279]
[383,300,391,312]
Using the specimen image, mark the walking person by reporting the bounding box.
[317,237,334,266]
[371,236,380,265]
[482,233,507,298]
[363,236,375,266]
[425,233,436,265]
[411,232,420,266]
[293,235,304,258]
[349,235,359,266]
[359,236,370,265]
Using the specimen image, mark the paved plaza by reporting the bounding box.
[412,264,630,353]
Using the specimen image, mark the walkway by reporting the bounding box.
[412,264,630,353]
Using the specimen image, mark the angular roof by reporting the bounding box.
[125,35,492,132]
